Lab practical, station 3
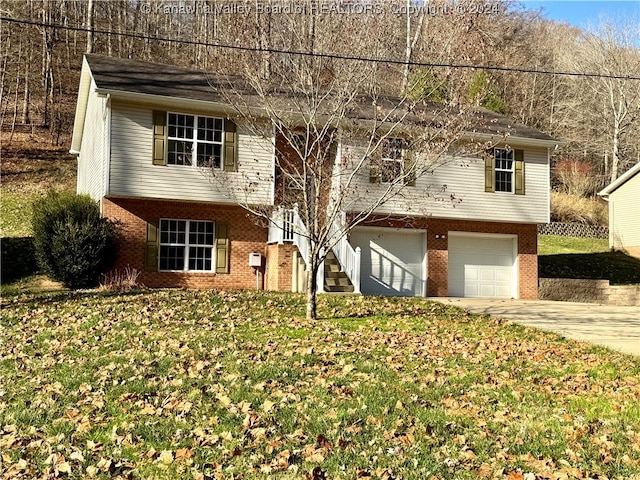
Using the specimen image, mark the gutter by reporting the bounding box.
[465,132,562,149]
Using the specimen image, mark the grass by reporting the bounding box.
[1,132,76,284]
[539,235,640,284]
[1,290,639,480]
[0,131,76,238]
[538,235,609,255]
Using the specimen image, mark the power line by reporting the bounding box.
[2,16,639,81]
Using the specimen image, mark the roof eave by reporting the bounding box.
[464,131,561,148]
[95,88,241,116]
[70,56,93,154]
[598,162,640,196]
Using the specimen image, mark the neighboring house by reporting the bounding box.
[599,163,640,258]
[71,54,558,299]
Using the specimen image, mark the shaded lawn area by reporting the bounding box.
[1,290,639,480]
[539,251,640,285]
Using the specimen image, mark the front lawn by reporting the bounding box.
[538,235,609,256]
[1,290,639,479]
[538,235,640,284]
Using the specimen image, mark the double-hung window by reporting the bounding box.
[369,137,415,186]
[381,138,404,183]
[485,147,525,195]
[159,219,215,272]
[167,113,224,168]
[494,148,514,193]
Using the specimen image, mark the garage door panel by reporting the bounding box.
[351,229,426,297]
[449,235,517,299]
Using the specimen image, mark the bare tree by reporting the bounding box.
[566,18,640,182]
[204,19,477,319]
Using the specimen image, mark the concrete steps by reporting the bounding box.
[324,251,354,293]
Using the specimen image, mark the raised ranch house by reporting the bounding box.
[599,162,640,258]
[71,54,558,299]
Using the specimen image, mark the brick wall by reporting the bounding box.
[102,197,268,289]
[264,243,297,292]
[361,217,539,299]
[103,197,539,299]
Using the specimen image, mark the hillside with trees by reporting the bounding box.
[1,0,639,205]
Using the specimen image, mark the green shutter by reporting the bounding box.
[152,111,167,166]
[145,221,159,271]
[484,151,495,193]
[514,149,525,195]
[223,120,237,172]
[404,142,416,187]
[215,222,229,273]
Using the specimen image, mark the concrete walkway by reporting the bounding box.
[436,298,640,356]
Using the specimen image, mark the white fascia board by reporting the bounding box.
[598,162,640,197]
[70,56,93,154]
[94,88,241,117]
[464,131,562,149]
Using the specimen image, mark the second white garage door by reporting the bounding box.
[448,233,517,298]
[350,228,426,296]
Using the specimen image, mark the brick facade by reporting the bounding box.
[264,243,297,292]
[102,197,268,289]
[103,197,538,299]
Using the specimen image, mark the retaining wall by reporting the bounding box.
[538,222,608,239]
[539,278,640,306]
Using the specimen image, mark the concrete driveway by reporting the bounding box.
[436,298,640,356]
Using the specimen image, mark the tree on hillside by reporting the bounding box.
[566,18,640,183]
[205,20,485,320]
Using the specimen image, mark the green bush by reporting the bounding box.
[32,192,115,289]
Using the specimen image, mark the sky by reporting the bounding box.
[521,0,640,29]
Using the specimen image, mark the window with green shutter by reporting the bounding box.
[147,219,229,273]
[485,148,525,195]
[152,112,237,172]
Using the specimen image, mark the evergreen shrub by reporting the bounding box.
[32,192,115,289]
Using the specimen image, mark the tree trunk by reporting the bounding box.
[21,48,30,125]
[611,118,620,182]
[305,259,318,321]
[86,0,94,54]
[402,0,411,94]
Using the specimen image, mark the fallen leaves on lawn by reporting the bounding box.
[1,290,639,479]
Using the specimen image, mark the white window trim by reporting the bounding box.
[159,218,216,272]
[166,112,225,168]
[494,148,514,193]
[381,138,404,184]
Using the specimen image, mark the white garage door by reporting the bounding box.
[350,228,426,296]
[448,234,517,298]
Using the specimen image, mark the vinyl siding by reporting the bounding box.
[76,78,106,201]
[609,174,640,248]
[342,142,550,224]
[109,101,274,205]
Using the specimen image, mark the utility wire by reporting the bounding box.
[2,16,639,81]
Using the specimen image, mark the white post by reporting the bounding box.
[353,246,361,294]
[292,251,298,293]
[316,249,325,293]
[277,206,284,245]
